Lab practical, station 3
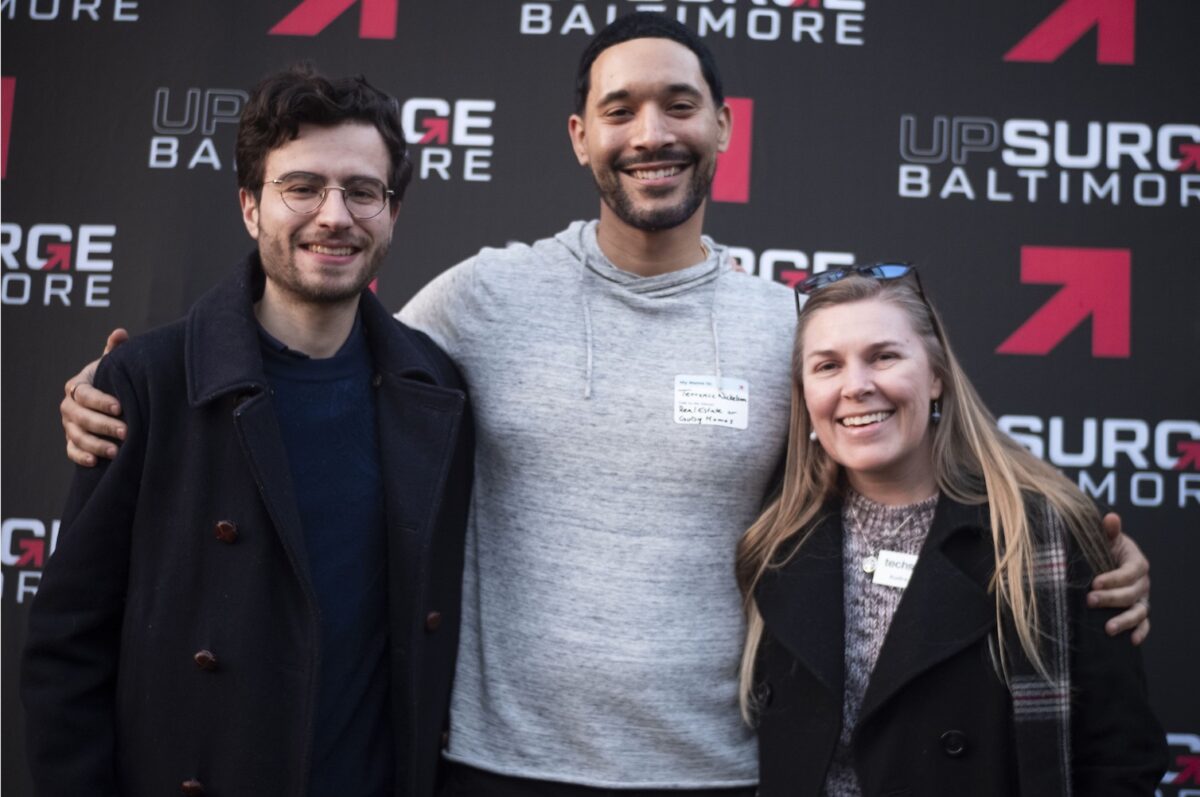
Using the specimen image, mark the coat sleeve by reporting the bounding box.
[20,351,146,797]
[1069,540,1167,795]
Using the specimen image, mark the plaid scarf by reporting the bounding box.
[1005,502,1073,797]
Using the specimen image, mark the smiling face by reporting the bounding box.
[239,121,399,308]
[801,297,944,502]
[568,37,731,233]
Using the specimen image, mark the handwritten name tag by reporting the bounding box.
[674,375,749,430]
[872,550,918,589]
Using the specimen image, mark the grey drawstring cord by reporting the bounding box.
[710,302,722,383]
[580,262,595,399]
[708,255,723,383]
[578,235,724,399]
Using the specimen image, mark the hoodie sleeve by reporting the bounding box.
[396,255,483,359]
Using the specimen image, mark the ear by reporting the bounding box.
[239,188,260,241]
[568,113,590,167]
[388,199,402,226]
[715,103,733,153]
[931,375,944,401]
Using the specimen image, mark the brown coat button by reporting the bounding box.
[425,611,442,631]
[214,520,238,544]
[193,649,218,671]
[181,779,205,796]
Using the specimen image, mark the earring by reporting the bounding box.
[931,400,942,425]
[809,429,818,441]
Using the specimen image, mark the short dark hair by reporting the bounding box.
[574,12,725,115]
[236,63,413,200]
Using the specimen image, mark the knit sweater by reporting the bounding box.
[399,220,795,787]
[823,489,940,797]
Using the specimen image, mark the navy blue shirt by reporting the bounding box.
[260,318,392,797]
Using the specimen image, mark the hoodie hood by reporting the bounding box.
[553,220,729,298]
[553,220,730,399]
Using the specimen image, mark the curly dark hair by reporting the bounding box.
[236,63,412,200]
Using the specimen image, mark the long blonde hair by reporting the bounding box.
[736,274,1112,720]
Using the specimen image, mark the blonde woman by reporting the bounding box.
[737,265,1165,797]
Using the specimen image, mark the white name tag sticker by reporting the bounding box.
[674,375,749,430]
[872,550,918,589]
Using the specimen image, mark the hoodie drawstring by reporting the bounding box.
[581,265,595,399]
[709,301,722,384]
[579,238,724,400]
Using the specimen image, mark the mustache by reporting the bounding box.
[295,236,367,248]
[612,149,696,171]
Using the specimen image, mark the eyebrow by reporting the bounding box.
[595,83,704,107]
[805,339,909,360]
[277,171,385,184]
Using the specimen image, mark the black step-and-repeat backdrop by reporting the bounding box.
[3,1,1198,792]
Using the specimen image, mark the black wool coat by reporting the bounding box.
[21,254,474,797]
[753,495,1166,797]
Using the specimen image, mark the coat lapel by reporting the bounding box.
[185,254,317,601]
[231,392,317,601]
[755,504,846,701]
[375,378,464,609]
[359,287,466,602]
[857,496,996,725]
[358,288,468,772]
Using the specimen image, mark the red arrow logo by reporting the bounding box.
[1177,143,1200,172]
[269,0,397,39]
[713,97,753,204]
[41,243,72,271]
[1174,441,1200,472]
[419,117,449,145]
[778,269,809,289]
[1,77,14,180]
[996,246,1130,358]
[1004,0,1135,65]
[16,538,45,567]
[1174,755,1200,785]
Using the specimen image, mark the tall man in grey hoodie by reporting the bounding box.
[60,13,1152,797]
[394,15,1152,794]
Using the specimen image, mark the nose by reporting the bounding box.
[631,106,677,151]
[314,187,355,229]
[841,361,875,400]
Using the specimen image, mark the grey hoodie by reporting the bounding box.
[399,220,796,787]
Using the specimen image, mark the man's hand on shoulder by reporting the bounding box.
[1087,512,1151,645]
[62,328,129,467]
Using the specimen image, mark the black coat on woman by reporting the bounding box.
[21,254,474,797]
[753,495,1165,797]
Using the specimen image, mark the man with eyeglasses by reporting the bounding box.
[54,15,1152,797]
[21,65,473,797]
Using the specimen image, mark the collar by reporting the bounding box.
[578,219,726,298]
[185,252,445,406]
[256,309,367,361]
[755,493,995,703]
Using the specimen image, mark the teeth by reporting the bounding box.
[842,411,893,427]
[307,244,355,256]
[630,166,681,180]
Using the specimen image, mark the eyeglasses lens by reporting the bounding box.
[277,177,388,219]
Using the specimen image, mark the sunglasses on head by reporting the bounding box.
[793,262,947,343]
